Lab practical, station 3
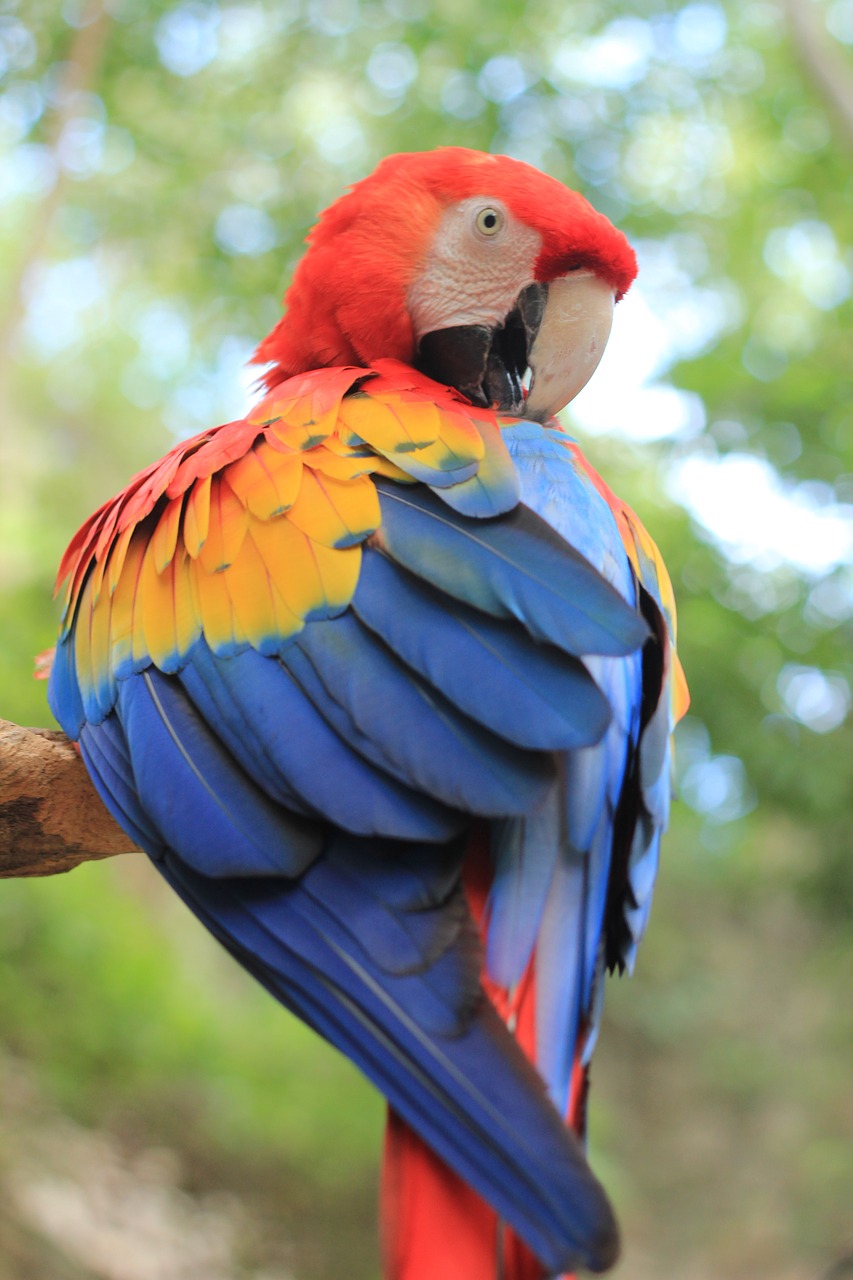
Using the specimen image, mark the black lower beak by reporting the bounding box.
[416,282,548,416]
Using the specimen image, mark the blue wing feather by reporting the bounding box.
[503,423,635,598]
[50,635,86,737]
[491,423,656,1119]
[180,643,463,842]
[116,670,322,877]
[353,547,613,751]
[47,407,678,1276]
[535,846,588,1115]
[287,613,554,815]
[79,717,163,853]
[374,481,648,657]
[485,797,561,991]
[177,644,317,814]
[156,841,619,1275]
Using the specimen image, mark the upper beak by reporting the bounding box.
[525,272,614,421]
[415,272,614,422]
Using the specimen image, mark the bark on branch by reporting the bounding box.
[781,0,853,152]
[0,719,137,877]
[0,4,112,388]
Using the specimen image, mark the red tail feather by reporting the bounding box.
[382,1110,545,1280]
[379,828,586,1280]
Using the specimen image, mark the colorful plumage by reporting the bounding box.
[48,148,687,1280]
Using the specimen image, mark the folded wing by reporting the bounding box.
[49,366,682,1276]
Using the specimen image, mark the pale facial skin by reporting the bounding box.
[407,195,615,420]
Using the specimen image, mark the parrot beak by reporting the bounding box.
[415,282,546,418]
[415,274,614,422]
[525,272,615,421]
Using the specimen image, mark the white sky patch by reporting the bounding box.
[680,754,754,824]
[133,302,192,378]
[777,664,851,733]
[0,142,57,201]
[0,81,44,144]
[568,285,706,441]
[624,116,733,213]
[216,4,288,62]
[285,76,367,168]
[163,337,257,437]
[440,71,485,120]
[552,5,727,92]
[674,717,756,824]
[672,3,728,60]
[806,570,853,624]
[367,43,418,97]
[155,4,219,77]
[552,18,654,90]
[827,0,853,44]
[215,204,277,256]
[0,16,36,76]
[667,451,853,574]
[478,55,529,103]
[21,254,109,357]
[763,219,852,310]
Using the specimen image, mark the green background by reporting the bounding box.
[1,1,851,1276]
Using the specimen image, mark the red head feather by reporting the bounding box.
[255,148,637,388]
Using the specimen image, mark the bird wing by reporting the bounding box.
[49,363,678,1276]
[482,424,685,1135]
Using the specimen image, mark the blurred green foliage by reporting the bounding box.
[1,0,851,1276]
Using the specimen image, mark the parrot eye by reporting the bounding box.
[474,206,503,237]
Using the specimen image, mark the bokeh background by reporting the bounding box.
[1,1,852,1277]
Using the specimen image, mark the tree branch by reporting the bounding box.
[780,0,853,152]
[0,3,112,388]
[0,719,137,878]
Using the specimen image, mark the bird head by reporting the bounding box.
[255,147,637,420]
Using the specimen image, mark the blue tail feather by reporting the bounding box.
[158,846,620,1276]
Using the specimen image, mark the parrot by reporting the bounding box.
[47,147,688,1280]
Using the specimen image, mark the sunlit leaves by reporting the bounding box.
[2,0,852,871]
[0,8,851,1276]
[777,663,851,733]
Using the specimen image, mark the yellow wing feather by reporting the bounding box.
[183,474,212,560]
[197,475,250,574]
[225,441,304,520]
[107,523,137,599]
[73,574,99,714]
[219,533,292,651]
[109,529,147,675]
[338,391,440,453]
[59,365,524,704]
[191,553,244,653]
[286,467,381,549]
[151,496,184,574]
[139,537,181,670]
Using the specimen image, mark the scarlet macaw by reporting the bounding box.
[48,148,687,1280]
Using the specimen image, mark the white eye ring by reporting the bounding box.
[474,206,503,237]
